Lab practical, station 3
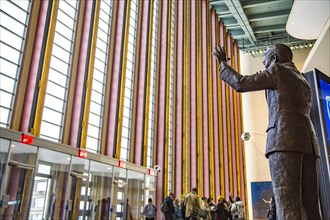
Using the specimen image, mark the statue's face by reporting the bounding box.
[263,55,272,68]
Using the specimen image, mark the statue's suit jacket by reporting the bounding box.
[220,61,320,158]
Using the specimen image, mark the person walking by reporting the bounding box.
[164,193,175,220]
[213,43,321,219]
[143,198,157,220]
[184,188,200,220]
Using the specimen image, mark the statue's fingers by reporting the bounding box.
[220,46,225,54]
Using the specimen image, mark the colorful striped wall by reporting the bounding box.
[8,0,247,214]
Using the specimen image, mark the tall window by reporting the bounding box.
[39,0,79,142]
[146,0,159,168]
[120,0,139,161]
[86,1,113,153]
[167,0,175,194]
[0,0,31,128]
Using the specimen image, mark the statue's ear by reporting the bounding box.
[273,54,278,62]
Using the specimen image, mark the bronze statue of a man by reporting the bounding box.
[213,44,321,219]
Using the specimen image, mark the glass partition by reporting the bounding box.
[87,161,113,220]
[144,175,156,208]
[111,167,127,220]
[30,148,70,219]
[2,142,37,219]
[0,138,10,193]
[68,156,90,220]
[127,170,145,220]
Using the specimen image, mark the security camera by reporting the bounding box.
[154,165,161,172]
[241,132,250,141]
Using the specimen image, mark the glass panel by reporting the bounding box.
[40,0,78,142]
[0,138,10,191]
[111,167,127,220]
[2,142,37,219]
[144,175,156,216]
[0,0,31,128]
[68,156,89,220]
[33,148,71,220]
[87,161,113,219]
[86,0,113,153]
[127,170,144,220]
[146,0,159,168]
[119,0,139,161]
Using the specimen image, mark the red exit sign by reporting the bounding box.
[118,160,126,168]
[78,149,88,158]
[148,168,155,176]
[21,134,34,145]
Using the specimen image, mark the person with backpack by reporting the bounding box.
[143,198,157,220]
[230,197,245,220]
[162,192,175,220]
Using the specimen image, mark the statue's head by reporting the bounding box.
[264,44,293,63]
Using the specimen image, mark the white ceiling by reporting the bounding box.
[286,0,330,40]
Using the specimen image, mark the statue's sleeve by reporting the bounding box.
[219,62,277,92]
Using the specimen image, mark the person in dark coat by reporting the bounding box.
[214,196,227,220]
[164,192,175,220]
[213,44,321,220]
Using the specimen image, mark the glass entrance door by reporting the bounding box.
[111,167,127,220]
[67,156,90,220]
[1,142,37,220]
[32,148,71,219]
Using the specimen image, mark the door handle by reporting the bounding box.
[8,161,36,170]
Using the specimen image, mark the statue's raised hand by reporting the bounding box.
[212,45,230,64]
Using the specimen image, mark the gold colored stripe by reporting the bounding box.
[164,0,173,195]
[152,0,161,173]
[226,85,233,194]
[182,0,186,195]
[129,0,144,161]
[206,1,215,199]
[216,22,225,197]
[196,0,203,196]
[143,0,155,167]
[62,1,85,145]
[115,0,131,159]
[11,1,41,130]
[100,0,119,155]
[31,0,59,136]
[183,0,191,194]
[80,0,100,149]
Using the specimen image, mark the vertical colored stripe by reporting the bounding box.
[31,0,59,136]
[201,0,209,196]
[115,0,132,159]
[207,3,215,199]
[196,0,204,195]
[70,0,94,148]
[20,0,47,132]
[227,33,238,196]
[211,9,220,198]
[106,0,126,157]
[219,24,229,197]
[156,0,168,216]
[133,0,150,165]
[175,0,183,196]
[190,0,197,190]
[183,0,191,194]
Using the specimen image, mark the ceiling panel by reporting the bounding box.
[210,0,315,54]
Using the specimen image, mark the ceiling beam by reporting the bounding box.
[225,0,257,46]
[248,9,291,22]
[242,0,290,9]
[254,24,286,33]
